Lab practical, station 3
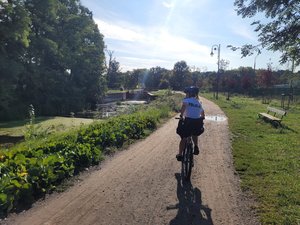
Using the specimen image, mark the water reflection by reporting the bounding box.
[96,101,147,118]
[205,115,227,122]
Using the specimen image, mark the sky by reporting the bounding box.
[80,0,293,72]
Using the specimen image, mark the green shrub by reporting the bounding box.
[0,95,182,216]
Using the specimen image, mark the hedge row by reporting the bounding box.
[0,107,168,217]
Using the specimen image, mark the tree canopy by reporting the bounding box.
[0,0,106,120]
[234,0,300,66]
[170,60,191,90]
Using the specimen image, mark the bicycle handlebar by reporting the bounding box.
[175,116,205,120]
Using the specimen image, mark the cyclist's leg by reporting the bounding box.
[191,118,204,155]
[190,120,199,155]
[176,137,186,161]
[192,135,199,155]
[192,135,198,146]
[179,137,187,155]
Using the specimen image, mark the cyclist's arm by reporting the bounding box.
[201,110,205,119]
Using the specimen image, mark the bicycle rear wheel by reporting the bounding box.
[182,141,193,181]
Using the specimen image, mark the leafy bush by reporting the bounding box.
[0,99,180,217]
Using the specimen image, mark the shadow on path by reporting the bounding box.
[168,173,214,225]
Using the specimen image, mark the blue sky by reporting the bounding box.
[81,0,291,72]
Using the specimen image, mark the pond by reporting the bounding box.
[95,100,147,118]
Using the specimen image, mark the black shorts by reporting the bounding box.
[176,117,204,138]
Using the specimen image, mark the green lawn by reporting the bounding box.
[0,117,96,137]
[203,93,300,225]
[150,89,173,96]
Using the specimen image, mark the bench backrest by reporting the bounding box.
[267,106,287,116]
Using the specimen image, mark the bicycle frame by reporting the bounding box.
[175,117,195,182]
[182,136,194,181]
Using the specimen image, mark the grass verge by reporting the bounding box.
[203,93,300,225]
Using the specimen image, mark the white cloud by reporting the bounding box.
[118,56,171,71]
[162,1,175,9]
[94,18,214,71]
[95,19,145,42]
[95,17,287,72]
[230,24,257,41]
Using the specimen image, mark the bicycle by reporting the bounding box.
[176,117,195,182]
[181,135,194,181]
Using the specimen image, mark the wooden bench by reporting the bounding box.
[258,106,287,127]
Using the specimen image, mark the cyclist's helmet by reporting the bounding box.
[184,86,199,96]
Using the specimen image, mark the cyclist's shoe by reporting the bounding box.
[193,145,200,155]
[176,154,182,161]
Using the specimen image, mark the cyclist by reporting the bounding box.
[176,86,205,161]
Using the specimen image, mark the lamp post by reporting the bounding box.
[253,51,259,71]
[210,44,221,99]
[253,48,261,72]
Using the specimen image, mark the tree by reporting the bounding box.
[107,58,121,89]
[29,0,106,112]
[158,79,170,89]
[0,0,106,119]
[170,60,191,90]
[124,69,147,90]
[106,50,121,89]
[256,66,275,88]
[219,59,230,72]
[144,67,167,90]
[234,0,300,66]
[239,67,256,94]
[0,0,31,119]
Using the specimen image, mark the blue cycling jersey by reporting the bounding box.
[182,97,204,119]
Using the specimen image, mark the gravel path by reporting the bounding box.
[3,97,259,225]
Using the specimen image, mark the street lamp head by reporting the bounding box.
[210,45,219,56]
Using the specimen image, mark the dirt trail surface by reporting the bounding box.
[3,98,259,225]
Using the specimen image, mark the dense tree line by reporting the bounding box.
[109,59,299,97]
[0,0,106,120]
